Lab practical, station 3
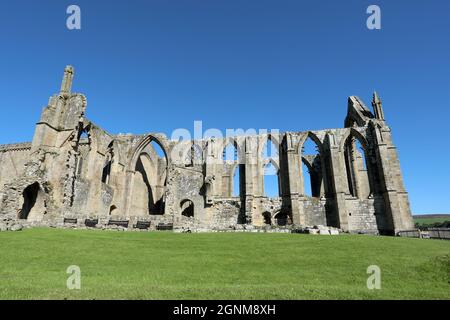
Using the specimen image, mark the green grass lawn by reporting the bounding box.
[0,228,448,300]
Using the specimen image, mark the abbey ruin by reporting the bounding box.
[0,66,414,234]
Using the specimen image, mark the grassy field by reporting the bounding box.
[0,228,448,300]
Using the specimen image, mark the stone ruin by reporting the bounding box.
[0,66,415,235]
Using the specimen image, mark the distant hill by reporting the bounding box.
[413,214,450,219]
[413,214,450,227]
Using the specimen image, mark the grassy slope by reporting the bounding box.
[0,228,448,300]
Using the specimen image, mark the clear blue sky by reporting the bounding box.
[0,0,449,214]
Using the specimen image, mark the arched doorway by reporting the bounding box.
[109,205,117,215]
[274,211,288,226]
[19,182,45,221]
[262,211,272,225]
[130,138,168,216]
[181,199,194,217]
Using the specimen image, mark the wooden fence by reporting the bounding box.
[397,228,450,240]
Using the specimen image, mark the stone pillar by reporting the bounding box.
[244,136,256,224]
[60,65,74,95]
[285,133,304,225]
[327,133,349,231]
[123,170,135,218]
[372,123,414,233]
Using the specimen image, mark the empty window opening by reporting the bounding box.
[263,162,280,198]
[263,138,279,160]
[263,137,281,198]
[222,141,245,198]
[232,165,241,197]
[223,142,238,162]
[344,135,372,199]
[300,136,323,198]
[78,130,89,141]
[101,159,112,184]
[302,160,313,197]
[185,144,203,167]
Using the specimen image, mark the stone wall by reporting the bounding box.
[0,66,415,235]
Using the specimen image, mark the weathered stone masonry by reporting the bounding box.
[0,66,414,234]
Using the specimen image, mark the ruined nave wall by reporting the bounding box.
[0,144,31,191]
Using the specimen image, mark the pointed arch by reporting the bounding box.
[128,135,169,216]
[274,210,289,226]
[261,135,282,198]
[299,133,325,198]
[221,139,245,198]
[298,132,330,198]
[221,138,245,163]
[339,128,369,152]
[260,134,281,160]
[297,131,323,155]
[222,141,238,162]
[263,158,280,198]
[342,129,373,199]
[128,134,170,171]
[180,199,194,217]
[184,143,204,167]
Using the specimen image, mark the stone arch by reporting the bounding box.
[297,131,324,155]
[128,134,170,171]
[133,152,166,215]
[274,210,289,226]
[342,129,373,199]
[259,134,281,160]
[221,139,245,198]
[127,135,169,216]
[262,157,280,172]
[299,133,326,198]
[77,122,97,152]
[109,205,117,215]
[221,137,245,163]
[339,128,369,153]
[263,158,280,197]
[260,134,285,198]
[18,182,46,221]
[262,211,272,225]
[183,142,204,167]
[180,199,194,217]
